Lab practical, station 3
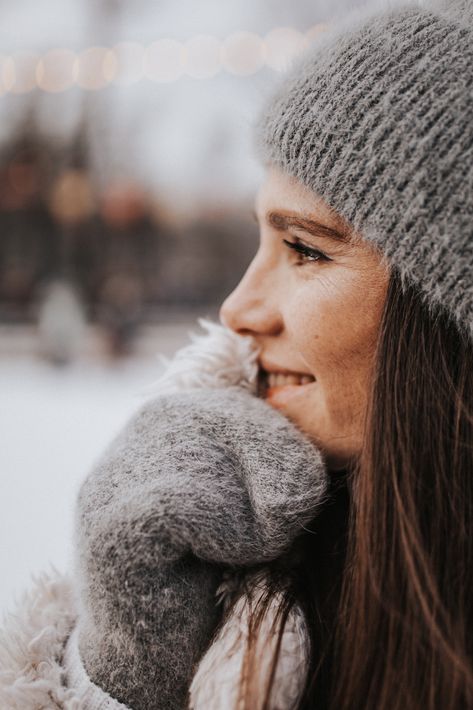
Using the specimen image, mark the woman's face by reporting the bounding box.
[219,166,390,470]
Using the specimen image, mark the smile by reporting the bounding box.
[257,367,316,399]
[266,372,314,387]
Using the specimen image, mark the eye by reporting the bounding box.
[282,238,331,265]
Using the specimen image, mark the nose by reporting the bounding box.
[219,253,282,337]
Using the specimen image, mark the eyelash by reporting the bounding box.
[282,238,331,265]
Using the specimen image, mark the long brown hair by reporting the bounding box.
[216,268,473,709]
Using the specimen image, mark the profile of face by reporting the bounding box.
[219,166,391,470]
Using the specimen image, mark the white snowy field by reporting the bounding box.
[0,316,210,616]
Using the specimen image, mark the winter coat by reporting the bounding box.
[0,318,325,709]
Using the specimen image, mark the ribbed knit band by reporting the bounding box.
[63,623,131,710]
[254,0,473,341]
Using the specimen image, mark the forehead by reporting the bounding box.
[255,165,361,244]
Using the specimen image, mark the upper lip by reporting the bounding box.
[258,358,315,379]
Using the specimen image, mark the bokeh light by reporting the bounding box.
[221,31,264,76]
[0,55,7,95]
[100,181,147,228]
[36,49,77,93]
[6,52,39,94]
[74,46,118,90]
[7,161,40,203]
[263,27,309,71]
[306,23,330,42]
[183,35,222,80]
[0,25,333,97]
[49,170,95,224]
[112,42,145,86]
[144,40,185,83]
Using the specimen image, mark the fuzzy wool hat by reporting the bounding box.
[254,0,473,342]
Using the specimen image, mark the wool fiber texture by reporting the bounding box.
[74,386,329,710]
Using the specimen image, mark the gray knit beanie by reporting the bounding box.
[254,0,472,342]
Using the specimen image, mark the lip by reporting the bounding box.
[257,359,316,399]
[265,381,317,406]
[257,358,316,379]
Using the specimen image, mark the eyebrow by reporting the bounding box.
[252,209,354,245]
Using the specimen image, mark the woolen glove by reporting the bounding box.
[73,384,329,710]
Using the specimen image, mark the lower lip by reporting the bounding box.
[265,381,316,405]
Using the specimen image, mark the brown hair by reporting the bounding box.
[217,268,473,709]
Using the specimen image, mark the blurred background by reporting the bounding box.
[1,0,364,614]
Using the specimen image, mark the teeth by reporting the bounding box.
[267,372,315,388]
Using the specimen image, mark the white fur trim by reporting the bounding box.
[141,317,260,398]
[0,566,83,709]
[0,566,132,710]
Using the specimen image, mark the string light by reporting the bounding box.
[0,25,329,96]
[0,55,9,95]
[221,32,264,76]
[36,49,77,92]
[7,52,38,94]
[263,27,308,72]
[306,23,329,42]
[183,35,222,79]
[75,46,117,90]
[112,42,145,85]
[144,40,185,83]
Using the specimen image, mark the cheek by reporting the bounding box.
[286,278,385,390]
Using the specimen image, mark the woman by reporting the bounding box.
[216,0,473,706]
[1,0,471,708]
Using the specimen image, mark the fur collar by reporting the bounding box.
[0,568,80,709]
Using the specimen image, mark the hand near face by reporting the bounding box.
[74,386,329,709]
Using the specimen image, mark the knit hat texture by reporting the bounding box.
[254,0,472,342]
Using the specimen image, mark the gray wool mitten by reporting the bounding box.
[73,342,329,710]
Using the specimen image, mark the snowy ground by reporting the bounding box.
[0,315,212,616]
